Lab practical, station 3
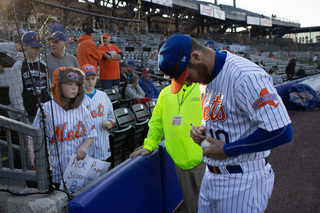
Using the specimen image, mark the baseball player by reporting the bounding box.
[29,67,96,188]
[158,34,293,213]
[81,64,115,161]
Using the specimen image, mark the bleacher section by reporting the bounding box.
[63,29,319,83]
[247,55,319,81]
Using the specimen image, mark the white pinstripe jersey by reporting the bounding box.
[200,53,291,167]
[33,101,96,184]
[82,90,115,160]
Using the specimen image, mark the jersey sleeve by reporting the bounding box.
[104,93,115,123]
[235,73,291,131]
[83,108,97,139]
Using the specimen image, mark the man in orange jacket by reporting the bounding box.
[98,32,123,90]
[76,27,107,69]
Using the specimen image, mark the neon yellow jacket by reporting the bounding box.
[143,83,203,170]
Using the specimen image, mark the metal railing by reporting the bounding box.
[0,105,50,194]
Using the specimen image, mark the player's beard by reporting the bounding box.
[188,61,212,85]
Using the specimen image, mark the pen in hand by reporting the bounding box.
[190,124,210,148]
[190,124,205,139]
[190,123,200,134]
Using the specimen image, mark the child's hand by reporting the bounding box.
[76,146,87,160]
[102,120,113,130]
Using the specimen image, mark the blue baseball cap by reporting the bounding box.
[158,34,192,94]
[22,31,42,47]
[127,61,136,66]
[48,31,67,42]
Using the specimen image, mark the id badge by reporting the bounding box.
[172,116,182,126]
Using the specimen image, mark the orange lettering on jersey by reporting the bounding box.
[252,88,279,111]
[49,122,86,143]
[201,94,226,122]
[88,104,104,118]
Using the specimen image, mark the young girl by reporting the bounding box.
[122,74,151,105]
[81,64,115,161]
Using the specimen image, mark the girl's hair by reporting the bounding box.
[121,79,129,98]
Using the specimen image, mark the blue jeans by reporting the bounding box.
[101,79,120,91]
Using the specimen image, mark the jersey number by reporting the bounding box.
[209,129,230,144]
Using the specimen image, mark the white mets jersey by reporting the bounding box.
[82,90,115,160]
[33,101,96,184]
[200,53,291,167]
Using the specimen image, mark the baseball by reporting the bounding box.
[102,120,111,129]
[201,139,211,148]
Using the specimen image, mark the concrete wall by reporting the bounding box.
[0,191,68,213]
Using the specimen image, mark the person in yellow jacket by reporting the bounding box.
[131,83,205,213]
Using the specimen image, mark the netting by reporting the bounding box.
[0,0,161,195]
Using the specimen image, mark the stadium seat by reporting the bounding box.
[131,103,151,122]
[104,88,133,109]
[160,81,170,88]
[153,81,164,92]
[131,119,149,151]
[108,125,134,168]
[146,100,156,114]
[113,107,149,151]
[114,107,137,129]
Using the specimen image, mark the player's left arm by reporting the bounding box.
[223,124,293,157]
[224,72,293,157]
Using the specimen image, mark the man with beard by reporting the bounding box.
[158,34,293,213]
[46,31,79,82]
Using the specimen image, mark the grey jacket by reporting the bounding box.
[125,84,145,100]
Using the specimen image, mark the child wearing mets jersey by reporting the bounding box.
[81,64,115,161]
[29,67,96,187]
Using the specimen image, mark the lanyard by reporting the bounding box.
[177,84,196,115]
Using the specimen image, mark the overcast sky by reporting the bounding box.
[201,0,319,28]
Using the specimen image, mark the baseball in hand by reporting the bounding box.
[102,120,111,129]
[201,139,211,148]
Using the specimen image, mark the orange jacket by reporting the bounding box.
[76,34,106,68]
[98,44,121,80]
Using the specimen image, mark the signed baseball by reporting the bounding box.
[201,139,211,148]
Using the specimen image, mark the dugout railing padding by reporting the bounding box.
[68,141,182,213]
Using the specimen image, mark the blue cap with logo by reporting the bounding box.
[48,31,67,42]
[158,34,192,94]
[127,61,136,66]
[22,31,42,47]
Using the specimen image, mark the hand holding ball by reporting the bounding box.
[102,120,111,130]
[201,139,211,148]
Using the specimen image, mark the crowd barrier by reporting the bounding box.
[68,78,309,213]
[68,141,182,213]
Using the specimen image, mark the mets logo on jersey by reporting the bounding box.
[50,122,85,143]
[86,104,104,118]
[201,93,226,122]
[252,88,279,111]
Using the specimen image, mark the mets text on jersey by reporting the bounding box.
[201,93,226,122]
[49,122,95,143]
[86,104,105,118]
